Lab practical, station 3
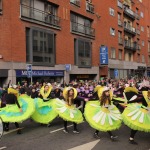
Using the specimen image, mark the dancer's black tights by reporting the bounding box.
[95,130,113,137]
[130,129,137,138]
[64,121,77,130]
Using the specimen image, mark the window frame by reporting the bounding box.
[109,8,115,16]
[0,0,2,14]
[110,47,116,59]
[26,27,56,66]
[74,38,92,68]
[110,28,115,36]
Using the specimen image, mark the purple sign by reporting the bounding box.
[16,70,64,77]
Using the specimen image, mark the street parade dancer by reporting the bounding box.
[84,86,122,140]
[31,83,58,125]
[53,87,84,134]
[0,85,35,134]
[122,89,150,145]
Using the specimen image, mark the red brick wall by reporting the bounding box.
[0,0,150,76]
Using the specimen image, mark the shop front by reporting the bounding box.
[16,70,64,85]
[0,69,8,87]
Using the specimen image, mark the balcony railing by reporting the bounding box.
[71,21,95,37]
[86,2,94,13]
[118,0,123,9]
[124,41,139,51]
[123,6,135,19]
[118,37,123,45]
[124,23,136,35]
[70,0,80,7]
[20,4,60,27]
[118,20,123,27]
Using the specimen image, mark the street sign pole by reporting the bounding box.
[26,64,32,85]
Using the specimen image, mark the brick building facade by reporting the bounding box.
[0,0,150,86]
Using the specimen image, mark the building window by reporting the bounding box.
[74,39,92,67]
[70,13,95,37]
[148,56,150,64]
[118,49,122,60]
[109,8,115,16]
[129,53,132,61]
[118,31,123,44]
[111,47,116,59]
[148,41,150,52]
[86,0,94,13]
[147,26,150,37]
[26,27,55,66]
[142,55,145,63]
[142,40,145,46]
[21,0,60,28]
[70,0,80,7]
[110,28,115,36]
[0,0,2,14]
[140,11,144,18]
[141,26,144,32]
[118,13,122,26]
[137,54,140,63]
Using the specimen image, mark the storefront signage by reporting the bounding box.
[100,46,108,65]
[16,70,64,77]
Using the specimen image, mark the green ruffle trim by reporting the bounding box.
[0,95,35,123]
[31,98,58,124]
[112,97,126,102]
[122,103,150,132]
[53,99,83,124]
[84,101,122,132]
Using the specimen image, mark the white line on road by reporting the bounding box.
[3,127,24,135]
[50,125,73,133]
[50,121,85,133]
[0,146,7,150]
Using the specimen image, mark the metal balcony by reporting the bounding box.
[118,37,123,45]
[70,0,80,7]
[86,2,94,13]
[118,20,123,27]
[124,23,136,35]
[71,21,95,37]
[124,41,138,51]
[117,0,123,9]
[20,4,60,27]
[123,6,135,20]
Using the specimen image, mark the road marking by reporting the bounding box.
[68,140,100,150]
[50,125,73,133]
[3,127,24,135]
[50,121,85,133]
[0,147,7,150]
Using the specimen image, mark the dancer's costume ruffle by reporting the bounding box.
[53,99,83,124]
[122,103,150,132]
[122,91,150,132]
[31,98,58,124]
[84,100,122,131]
[0,95,35,123]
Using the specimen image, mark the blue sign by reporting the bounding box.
[26,64,32,78]
[65,64,71,71]
[16,70,64,77]
[100,46,108,65]
[114,69,119,78]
